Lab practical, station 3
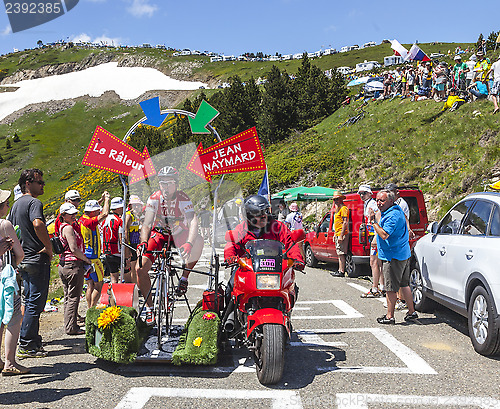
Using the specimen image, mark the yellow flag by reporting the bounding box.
[496,32,500,43]
[489,180,500,190]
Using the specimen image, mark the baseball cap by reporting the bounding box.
[110,197,124,210]
[13,184,22,201]
[384,183,399,192]
[65,189,81,201]
[289,202,299,212]
[357,184,372,194]
[60,203,79,215]
[454,55,462,60]
[0,189,11,203]
[84,199,102,212]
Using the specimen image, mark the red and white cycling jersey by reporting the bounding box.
[145,190,194,236]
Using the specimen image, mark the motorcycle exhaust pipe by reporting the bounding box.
[224,311,235,333]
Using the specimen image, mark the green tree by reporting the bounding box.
[292,54,347,130]
[5,139,11,149]
[13,132,20,142]
[476,33,484,52]
[486,31,499,52]
[0,154,3,163]
[257,65,296,144]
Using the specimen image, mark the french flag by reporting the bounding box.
[404,44,431,62]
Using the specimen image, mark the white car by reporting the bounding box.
[411,192,500,356]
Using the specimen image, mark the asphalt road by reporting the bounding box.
[3,251,500,409]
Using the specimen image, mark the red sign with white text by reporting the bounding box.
[82,126,156,184]
[186,127,266,182]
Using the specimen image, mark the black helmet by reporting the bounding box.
[158,166,179,181]
[244,195,270,225]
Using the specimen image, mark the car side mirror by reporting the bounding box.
[427,221,438,234]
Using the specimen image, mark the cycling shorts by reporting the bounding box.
[143,228,189,262]
[84,259,105,282]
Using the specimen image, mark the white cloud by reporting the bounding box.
[1,25,12,36]
[126,0,158,18]
[70,33,121,46]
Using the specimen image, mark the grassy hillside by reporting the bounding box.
[0,42,498,222]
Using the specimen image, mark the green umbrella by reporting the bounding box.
[295,186,338,201]
[271,186,307,200]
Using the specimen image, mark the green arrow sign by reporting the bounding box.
[188,100,219,134]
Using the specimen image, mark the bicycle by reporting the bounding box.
[127,237,217,350]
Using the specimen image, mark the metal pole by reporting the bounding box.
[119,174,128,283]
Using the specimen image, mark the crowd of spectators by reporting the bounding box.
[348,49,500,114]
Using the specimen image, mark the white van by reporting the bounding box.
[355,60,381,73]
[337,66,352,75]
[384,55,403,66]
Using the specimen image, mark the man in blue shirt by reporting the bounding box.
[369,189,418,324]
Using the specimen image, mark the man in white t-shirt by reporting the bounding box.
[358,184,384,298]
[486,56,500,114]
[285,202,303,231]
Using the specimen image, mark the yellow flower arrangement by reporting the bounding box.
[192,337,203,347]
[97,306,122,330]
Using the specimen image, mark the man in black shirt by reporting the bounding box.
[8,169,52,358]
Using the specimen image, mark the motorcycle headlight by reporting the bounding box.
[256,274,280,290]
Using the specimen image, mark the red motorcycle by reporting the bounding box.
[220,229,305,385]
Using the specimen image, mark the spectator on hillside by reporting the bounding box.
[382,72,393,98]
[441,88,466,112]
[8,169,52,359]
[406,67,415,97]
[485,55,500,114]
[431,62,447,101]
[54,190,82,237]
[465,55,477,88]
[422,61,433,93]
[452,55,469,91]
[473,51,491,93]
[468,79,489,101]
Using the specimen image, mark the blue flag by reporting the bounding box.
[257,169,269,201]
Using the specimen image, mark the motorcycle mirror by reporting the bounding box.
[290,229,305,243]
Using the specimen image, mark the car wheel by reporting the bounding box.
[305,244,317,267]
[345,253,358,278]
[409,263,434,312]
[468,286,500,356]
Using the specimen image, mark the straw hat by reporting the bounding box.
[332,190,346,200]
[0,189,11,204]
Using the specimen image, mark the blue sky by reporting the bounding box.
[1,0,499,57]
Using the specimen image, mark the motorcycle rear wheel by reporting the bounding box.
[255,323,285,385]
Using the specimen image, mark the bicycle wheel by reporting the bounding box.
[155,273,164,349]
[164,269,176,337]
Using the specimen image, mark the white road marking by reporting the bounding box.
[336,393,500,408]
[293,300,364,319]
[294,330,348,348]
[115,387,302,409]
[313,327,436,374]
[347,282,386,304]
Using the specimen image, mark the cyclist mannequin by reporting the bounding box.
[224,195,304,269]
[136,166,203,321]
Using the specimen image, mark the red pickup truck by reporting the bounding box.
[303,187,428,277]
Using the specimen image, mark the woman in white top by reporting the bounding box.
[0,189,28,375]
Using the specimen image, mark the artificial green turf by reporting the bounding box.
[172,302,220,366]
[85,306,149,364]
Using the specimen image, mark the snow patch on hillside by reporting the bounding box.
[0,62,207,121]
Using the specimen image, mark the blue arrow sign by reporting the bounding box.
[139,97,169,128]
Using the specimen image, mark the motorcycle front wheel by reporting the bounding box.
[255,323,286,385]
